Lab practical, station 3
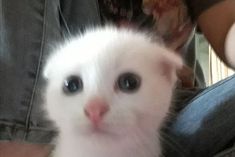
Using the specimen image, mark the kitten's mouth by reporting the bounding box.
[90,125,114,135]
[80,124,119,138]
[90,127,110,134]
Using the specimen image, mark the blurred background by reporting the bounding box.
[195,33,234,86]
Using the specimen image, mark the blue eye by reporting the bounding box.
[117,73,141,93]
[63,76,83,94]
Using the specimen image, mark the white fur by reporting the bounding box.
[43,26,182,157]
[225,23,235,68]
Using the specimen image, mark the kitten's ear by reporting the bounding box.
[225,23,235,69]
[158,50,183,85]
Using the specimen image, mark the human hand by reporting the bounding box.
[0,141,52,157]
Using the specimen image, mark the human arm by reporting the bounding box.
[194,0,235,68]
[0,142,52,157]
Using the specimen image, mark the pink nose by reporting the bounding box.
[84,98,109,126]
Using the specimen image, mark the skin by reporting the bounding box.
[0,142,52,157]
[1,0,235,157]
[197,0,235,68]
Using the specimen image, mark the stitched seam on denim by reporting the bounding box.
[28,126,54,131]
[58,6,71,36]
[184,74,235,105]
[0,122,54,131]
[23,0,48,140]
[0,122,53,131]
[0,0,6,56]
[94,0,101,24]
[0,120,25,127]
[0,0,3,23]
[0,0,3,32]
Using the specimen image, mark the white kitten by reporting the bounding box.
[43,26,182,157]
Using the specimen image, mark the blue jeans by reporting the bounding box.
[1,0,235,156]
[162,75,235,157]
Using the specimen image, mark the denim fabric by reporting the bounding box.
[0,0,100,143]
[215,145,235,157]
[162,75,235,157]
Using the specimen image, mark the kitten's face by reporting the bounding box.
[44,28,182,139]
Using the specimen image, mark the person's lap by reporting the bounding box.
[162,74,235,157]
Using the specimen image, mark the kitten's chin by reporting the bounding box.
[70,123,122,139]
[67,121,139,142]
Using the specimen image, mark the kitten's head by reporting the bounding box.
[43,27,182,140]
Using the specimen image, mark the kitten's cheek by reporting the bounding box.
[72,110,88,122]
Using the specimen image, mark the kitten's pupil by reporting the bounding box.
[63,76,83,94]
[117,73,141,93]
